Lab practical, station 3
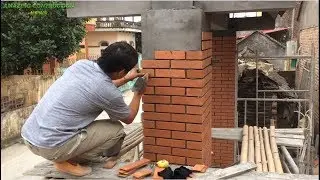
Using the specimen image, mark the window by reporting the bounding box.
[229,12,262,18]
[100,41,109,46]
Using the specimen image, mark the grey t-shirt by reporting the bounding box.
[21,60,130,148]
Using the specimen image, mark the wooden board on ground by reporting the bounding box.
[199,163,257,179]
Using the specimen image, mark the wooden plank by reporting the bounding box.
[200,163,257,179]
[263,127,275,172]
[275,134,305,139]
[253,126,262,172]
[270,126,283,173]
[248,126,255,164]
[240,125,249,163]
[211,128,304,147]
[259,127,268,172]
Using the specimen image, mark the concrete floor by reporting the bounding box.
[1,90,142,180]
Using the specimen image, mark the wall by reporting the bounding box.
[1,105,36,148]
[295,1,319,136]
[1,75,58,108]
[237,32,286,70]
[141,32,213,166]
[86,31,136,57]
[211,31,236,167]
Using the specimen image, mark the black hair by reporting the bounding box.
[97,42,138,74]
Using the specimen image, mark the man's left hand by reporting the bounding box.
[124,67,144,81]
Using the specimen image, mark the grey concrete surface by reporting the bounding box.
[151,1,193,10]
[299,1,319,29]
[67,1,296,18]
[1,90,142,180]
[142,9,203,59]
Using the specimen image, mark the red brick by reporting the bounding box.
[186,124,203,133]
[171,60,204,69]
[142,60,170,68]
[172,131,201,141]
[186,141,203,150]
[223,36,236,41]
[202,40,212,50]
[171,114,204,124]
[144,137,156,145]
[144,145,171,155]
[155,51,186,60]
[143,120,155,128]
[172,148,202,158]
[202,32,212,40]
[156,138,186,148]
[155,69,185,78]
[186,51,204,60]
[186,98,211,115]
[155,87,185,96]
[142,95,170,104]
[143,152,156,161]
[141,69,155,77]
[157,154,186,165]
[142,104,155,112]
[143,112,170,121]
[171,79,205,88]
[172,90,210,106]
[144,87,154,95]
[186,158,203,166]
[186,82,211,97]
[186,65,212,79]
[143,129,171,138]
[156,104,185,113]
[148,78,170,86]
[156,121,185,131]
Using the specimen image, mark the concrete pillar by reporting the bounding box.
[211,30,237,167]
[141,9,212,166]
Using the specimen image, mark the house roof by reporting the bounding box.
[237,31,286,49]
[237,28,289,39]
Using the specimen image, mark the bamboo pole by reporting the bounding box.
[248,126,255,164]
[254,126,262,172]
[280,153,292,174]
[270,126,283,173]
[240,125,249,163]
[280,146,299,174]
[259,127,268,172]
[263,127,275,172]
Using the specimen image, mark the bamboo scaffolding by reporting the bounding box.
[254,126,262,172]
[248,126,255,164]
[270,126,283,173]
[280,146,299,174]
[263,127,275,172]
[240,125,249,163]
[259,127,268,172]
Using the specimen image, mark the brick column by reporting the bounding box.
[211,32,236,167]
[142,32,213,166]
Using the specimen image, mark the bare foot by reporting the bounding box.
[104,160,117,169]
[54,161,92,176]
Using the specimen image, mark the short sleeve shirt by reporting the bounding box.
[21,60,130,148]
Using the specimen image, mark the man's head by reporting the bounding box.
[97,42,138,80]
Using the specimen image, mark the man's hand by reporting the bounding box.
[124,67,144,81]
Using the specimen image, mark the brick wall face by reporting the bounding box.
[211,34,236,167]
[142,32,213,166]
[295,27,319,135]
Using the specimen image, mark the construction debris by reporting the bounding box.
[118,158,150,177]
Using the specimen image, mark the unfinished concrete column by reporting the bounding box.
[211,31,237,167]
[141,9,212,166]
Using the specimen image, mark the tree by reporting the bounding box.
[1,1,88,76]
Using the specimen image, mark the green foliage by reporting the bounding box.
[1,1,88,76]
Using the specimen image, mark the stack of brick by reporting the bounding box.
[211,34,236,167]
[142,32,213,166]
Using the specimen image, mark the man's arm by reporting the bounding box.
[119,92,142,124]
[112,77,129,87]
[112,67,144,87]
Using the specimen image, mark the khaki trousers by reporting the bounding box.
[24,120,126,163]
